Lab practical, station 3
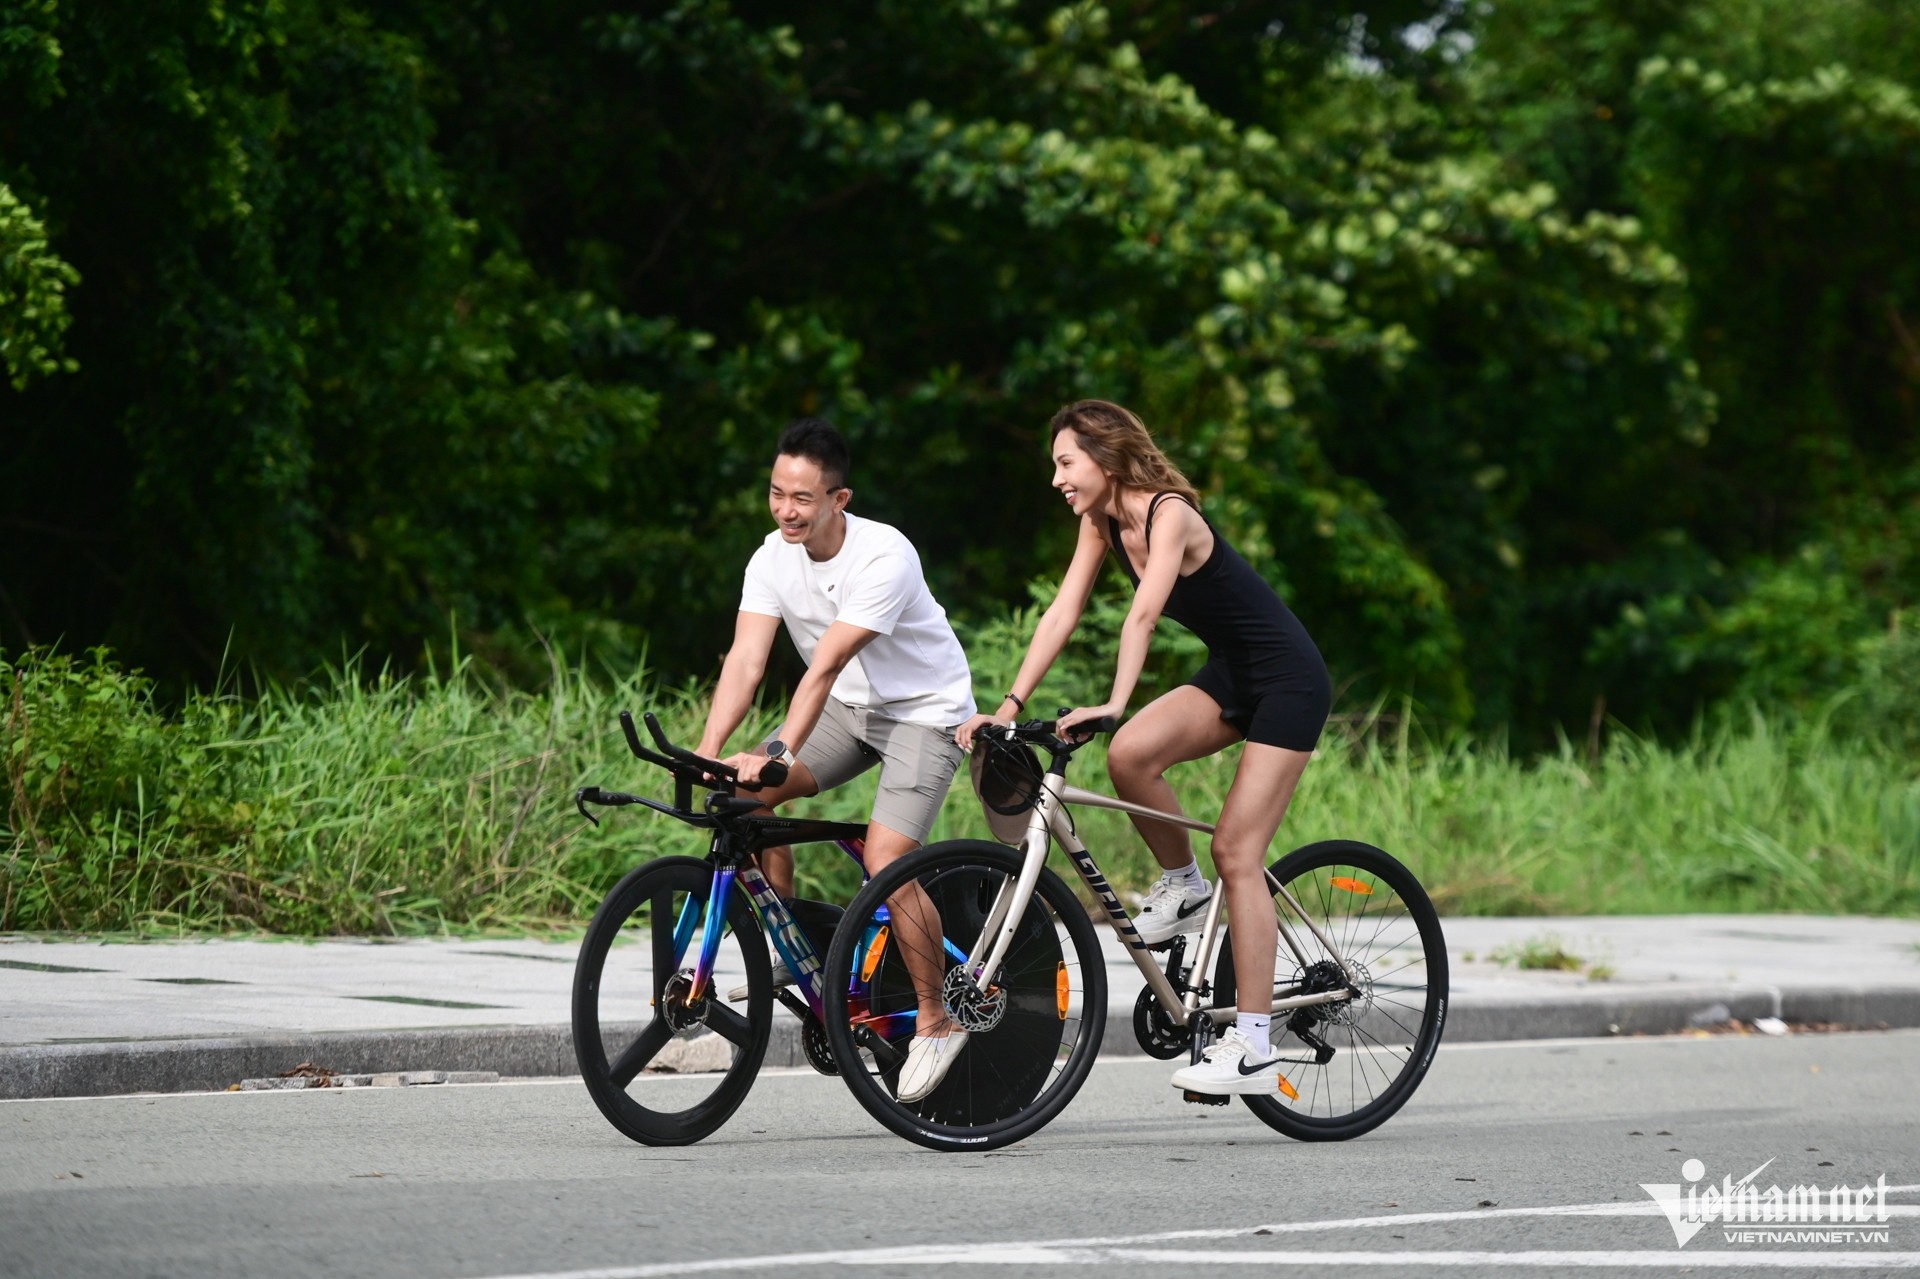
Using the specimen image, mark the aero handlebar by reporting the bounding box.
[574,710,787,826]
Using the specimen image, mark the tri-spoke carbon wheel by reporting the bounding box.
[573,857,771,1145]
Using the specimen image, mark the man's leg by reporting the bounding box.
[757,698,876,899]
[861,717,967,1041]
[860,821,952,1036]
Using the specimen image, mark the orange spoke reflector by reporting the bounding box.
[1277,1072,1299,1100]
[1056,962,1070,1019]
[859,926,890,982]
[1330,876,1373,895]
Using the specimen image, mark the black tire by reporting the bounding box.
[823,840,1107,1152]
[573,856,772,1145]
[1215,839,1447,1141]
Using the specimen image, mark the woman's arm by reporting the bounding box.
[958,515,1109,748]
[1059,498,1197,736]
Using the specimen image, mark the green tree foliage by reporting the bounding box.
[0,183,76,389]
[1,0,1916,746]
[1475,0,1920,729]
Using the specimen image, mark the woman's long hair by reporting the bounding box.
[1049,400,1202,509]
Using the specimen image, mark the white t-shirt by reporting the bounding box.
[740,512,975,726]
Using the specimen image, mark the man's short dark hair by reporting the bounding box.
[776,418,850,490]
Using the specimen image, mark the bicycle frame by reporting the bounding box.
[964,763,1359,1030]
[678,835,863,1022]
[667,830,942,1054]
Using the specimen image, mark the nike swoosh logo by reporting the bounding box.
[1175,896,1210,920]
[1237,1053,1280,1076]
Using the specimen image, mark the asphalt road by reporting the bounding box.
[3,1031,1916,1278]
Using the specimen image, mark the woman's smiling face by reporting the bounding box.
[1052,429,1114,516]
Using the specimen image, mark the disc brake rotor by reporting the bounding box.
[659,970,710,1032]
[943,965,1008,1033]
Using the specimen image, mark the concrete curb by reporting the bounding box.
[6,984,1918,1101]
[0,1026,578,1102]
[1438,985,1920,1044]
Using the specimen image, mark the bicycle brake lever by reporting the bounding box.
[574,788,601,827]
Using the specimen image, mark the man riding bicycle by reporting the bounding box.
[693,418,975,1102]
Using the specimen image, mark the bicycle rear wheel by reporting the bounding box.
[573,856,772,1145]
[1217,839,1447,1141]
[823,840,1106,1153]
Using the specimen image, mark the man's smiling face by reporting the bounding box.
[769,452,847,552]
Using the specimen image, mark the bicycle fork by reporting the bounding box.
[680,865,737,1002]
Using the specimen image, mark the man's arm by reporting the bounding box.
[730,619,878,784]
[696,611,784,759]
[782,620,879,753]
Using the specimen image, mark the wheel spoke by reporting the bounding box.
[1233,844,1446,1136]
[650,891,678,999]
[706,1000,754,1049]
[608,1017,674,1088]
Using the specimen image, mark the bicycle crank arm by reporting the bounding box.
[852,1023,907,1071]
[775,989,813,1022]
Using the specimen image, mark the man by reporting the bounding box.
[694,418,974,1101]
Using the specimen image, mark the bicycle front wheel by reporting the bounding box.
[573,856,772,1146]
[823,840,1107,1153]
[1218,839,1448,1141]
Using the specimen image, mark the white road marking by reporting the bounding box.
[471,1191,1920,1278]
[962,1249,1920,1268]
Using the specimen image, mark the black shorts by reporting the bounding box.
[1188,651,1332,753]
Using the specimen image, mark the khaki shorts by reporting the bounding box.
[795,698,964,845]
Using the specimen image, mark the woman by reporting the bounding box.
[957,400,1332,1094]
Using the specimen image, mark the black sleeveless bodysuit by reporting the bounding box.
[1107,494,1331,751]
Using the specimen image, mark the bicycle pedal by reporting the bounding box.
[1182,1089,1231,1107]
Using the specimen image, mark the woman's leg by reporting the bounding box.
[1106,685,1243,871]
[1209,742,1314,1017]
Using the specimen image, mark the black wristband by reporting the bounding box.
[1004,691,1026,712]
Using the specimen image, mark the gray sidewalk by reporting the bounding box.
[4,914,1919,1100]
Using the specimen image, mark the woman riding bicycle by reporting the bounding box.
[957,399,1333,1095]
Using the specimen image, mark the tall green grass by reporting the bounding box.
[4,646,1917,934]
[1063,708,1920,918]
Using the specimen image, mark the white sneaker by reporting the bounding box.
[727,959,792,1003]
[1169,1027,1294,1097]
[1134,877,1212,946]
[895,1030,969,1103]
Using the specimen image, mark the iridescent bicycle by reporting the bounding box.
[571,712,1080,1146]
[818,713,1449,1152]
